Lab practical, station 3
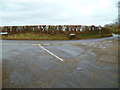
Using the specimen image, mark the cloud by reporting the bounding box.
[0,0,118,26]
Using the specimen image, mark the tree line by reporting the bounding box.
[1,25,111,35]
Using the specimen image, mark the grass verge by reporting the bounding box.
[1,32,112,40]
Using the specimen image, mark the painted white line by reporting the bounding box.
[39,44,64,62]
[32,43,50,46]
[76,67,82,70]
[32,44,39,46]
[81,43,86,45]
[43,44,50,46]
[108,41,112,42]
[22,44,27,45]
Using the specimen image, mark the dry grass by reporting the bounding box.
[1,32,112,40]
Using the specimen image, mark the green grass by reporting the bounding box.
[105,25,120,34]
[112,30,120,34]
[1,32,112,40]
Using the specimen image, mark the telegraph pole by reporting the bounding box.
[118,2,120,88]
[118,1,120,24]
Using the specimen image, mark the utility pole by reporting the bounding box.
[118,1,120,24]
[99,25,102,37]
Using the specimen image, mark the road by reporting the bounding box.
[1,35,119,88]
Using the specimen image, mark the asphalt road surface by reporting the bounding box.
[2,35,119,88]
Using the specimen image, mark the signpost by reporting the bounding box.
[69,33,76,39]
[0,32,8,37]
[99,25,102,37]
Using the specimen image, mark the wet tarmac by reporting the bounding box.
[2,34,119,88]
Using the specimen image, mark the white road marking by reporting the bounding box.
[81,43,87,45]
[43,44,50,46]
[76,67,82,71]
[39,44,64,62]
[32,44,39,46]
[22,44,27,45]
[108,41,112,42]
[32,43,50,46]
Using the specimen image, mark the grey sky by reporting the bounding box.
[0,0,118,26]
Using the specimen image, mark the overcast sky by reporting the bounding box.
[0,0,118,26]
